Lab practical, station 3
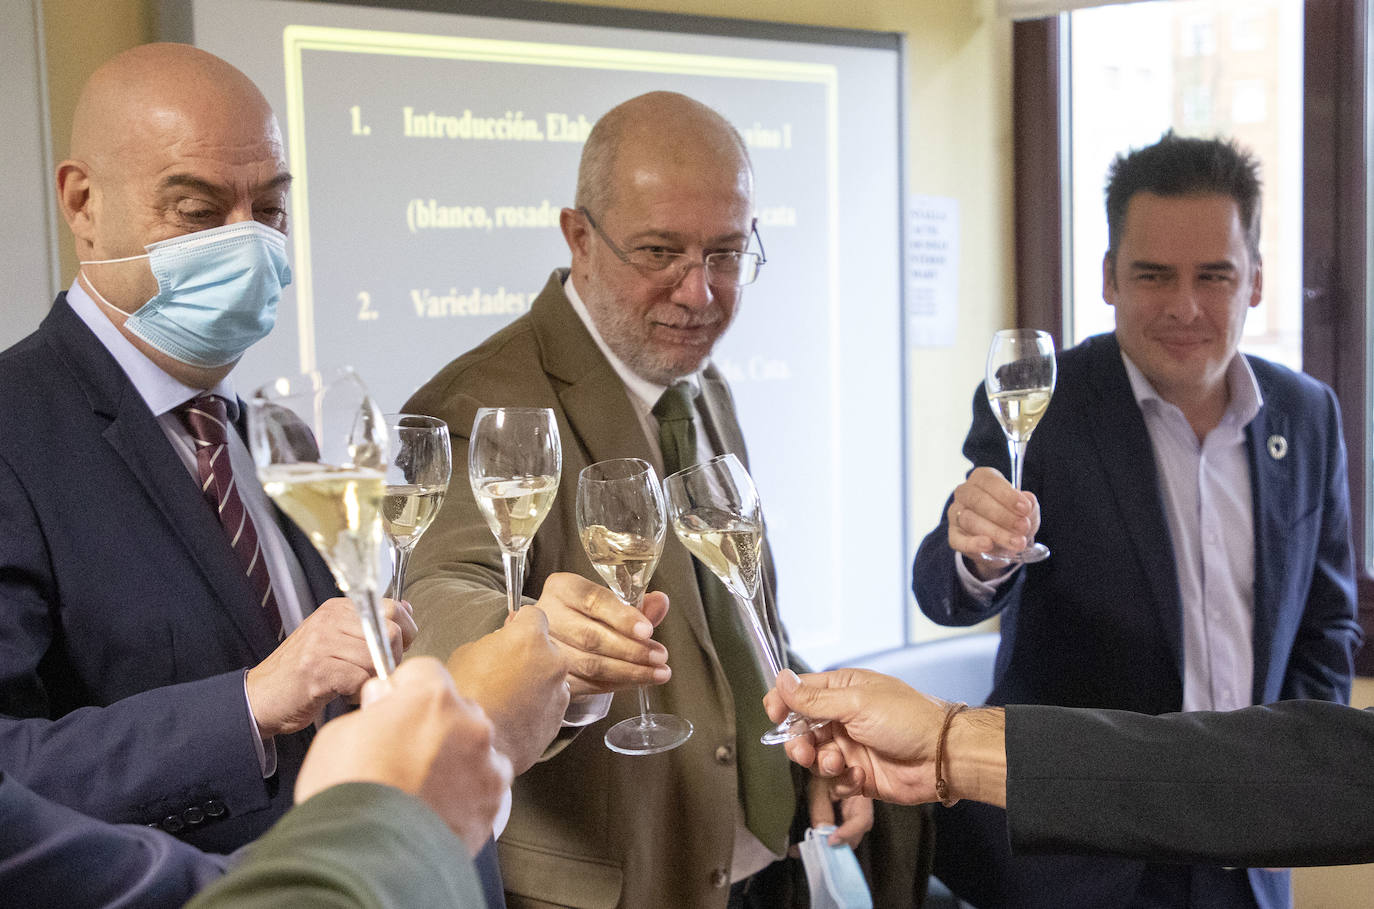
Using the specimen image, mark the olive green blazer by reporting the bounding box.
[404,270,800,909]
[186,783,484,908]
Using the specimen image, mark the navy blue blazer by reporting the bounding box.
[0,296,337,853]
[0,771,492,909]
[912,333,1362,908]
[0,770,228,908]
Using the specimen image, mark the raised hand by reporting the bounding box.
[445,605,570,774]
[532,572,671,695]
[766,668,1008,808]
[946,467,1040,578]
[295,656,512,856]
[246,597,417,738]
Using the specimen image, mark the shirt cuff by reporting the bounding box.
[560,691,612,727]
[953,549,1017,603]
[242,670,277,778]
[493,786,512,839]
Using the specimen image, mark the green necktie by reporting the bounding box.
[653,383,796,855]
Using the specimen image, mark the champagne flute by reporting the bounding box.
[468,407,561,616]
[980,328,1056,564]
[381,414,451,600]
[248,368,394,679]
[663,453,824,745]
[578,458,693,755]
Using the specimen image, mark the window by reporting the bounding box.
[1230,7,1268,53]
[1182,14,1217,56]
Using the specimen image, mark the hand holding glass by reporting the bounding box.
[248,368,394,679]
[664,453,824,745]
[578,458,693,755]
[981,328,1056,564]
[468,407,561,616]
[381,414,451,600]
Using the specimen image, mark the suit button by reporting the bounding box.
[204,799,226,818]
[182,806,206,825]
[715,744,734,765]
[710,868,730,888]
[161,814,185,833]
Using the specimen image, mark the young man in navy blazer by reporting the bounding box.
[912,132,1361,909]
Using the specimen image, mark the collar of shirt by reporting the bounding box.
[65,279,239,420]
[1119,347,1263,437]
[562,273,702,414]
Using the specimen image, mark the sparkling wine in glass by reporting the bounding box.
[981,328,1056,564]
[381,414,451,601]
[468,407,561,616]
[663,453,824,746]
[249,368,394,679]
[578,458,693,755]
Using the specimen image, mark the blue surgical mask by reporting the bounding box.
[81,220,292,368]
[800,825,874,909]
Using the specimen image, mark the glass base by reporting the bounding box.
[604,714,693,756]
[978,542,1050,565]
[761,711,829,745]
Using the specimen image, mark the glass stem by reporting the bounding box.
[501,549,526,615]
[630,593,655,725]
[389,544,413,600]
[354,584,396,681]
[1007,437,1029,491]
[636,686,653,726]
[736,591,784,682]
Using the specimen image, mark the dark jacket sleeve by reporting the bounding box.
[1006,701,1374,867]
[187,783,485,909]
[0,771,229,908]
[0,452,273,832]
[912,380,1024,626]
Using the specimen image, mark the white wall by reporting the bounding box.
[2,0,60,344]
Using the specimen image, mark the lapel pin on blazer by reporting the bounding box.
[1267,434,1288,460]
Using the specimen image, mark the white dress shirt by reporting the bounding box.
[1122,351,1260,712]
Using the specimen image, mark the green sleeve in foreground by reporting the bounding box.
[187,782,483,909]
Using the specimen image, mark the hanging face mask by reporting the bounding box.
[800,825,873,909]
[81,220,292,368]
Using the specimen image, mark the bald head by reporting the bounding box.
[71,43,279,169]
[575,91,753,215]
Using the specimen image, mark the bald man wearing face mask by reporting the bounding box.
[0,49,561,903]
[0,42,419,855]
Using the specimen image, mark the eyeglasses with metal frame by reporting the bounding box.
[578,207,766,288]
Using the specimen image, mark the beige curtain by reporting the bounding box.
[996,0,1155,21]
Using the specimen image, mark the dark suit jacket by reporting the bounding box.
[0,772,484,908]
[0,296,337,852]
[405,271,805,909]
[912,333,1361,908]
[0,770,227,908]
[1006,701,1374,869]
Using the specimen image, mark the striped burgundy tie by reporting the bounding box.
[177,395,282,639]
